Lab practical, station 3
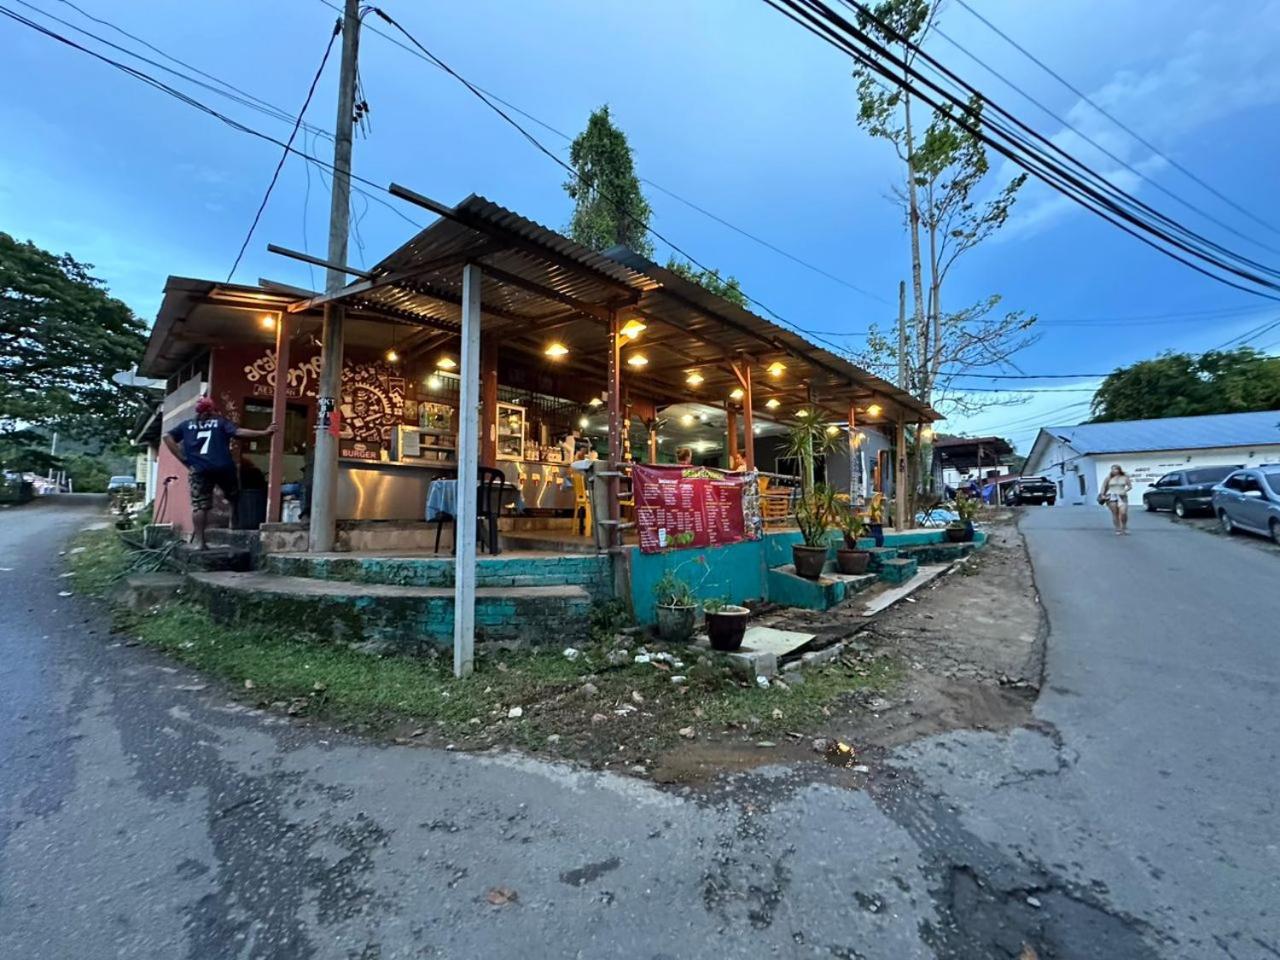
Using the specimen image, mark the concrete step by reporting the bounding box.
[186,571,592,654]
[877,557,919,585]
[262,552,612,600]
[172,543,253,573]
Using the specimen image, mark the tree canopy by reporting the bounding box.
[1090,348,1280,422]
[564,106,654,257]
[0,232,148,470]
[665,257,748,308]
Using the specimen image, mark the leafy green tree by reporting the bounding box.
[1091,348,1280,422]
[0,232,148,469]
[665,257,748,307]
[564,106,654,257]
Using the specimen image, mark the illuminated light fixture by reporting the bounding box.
[685,371,704,386]
[767,361,786,378]
[680,414,695,426]
[437,356,457,370]
[620,318,647,340]
[544,342,569,359]
[627,354,649,367]
[260,314,277,331]
[826,425,841,436]
[729,387,745,401]
[921,426,935,439]
[698,413,709,423]
[579,416,590,429]
[765,398,781,410]
[753,425,761,434]
[866,403,883,417]
[796,409,811,418]
[588,396,603,407]
[425,375,442,390]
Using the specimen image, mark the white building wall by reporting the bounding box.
[1085,445,1280,504]
[1024,436,1092,505]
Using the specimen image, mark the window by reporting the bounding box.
[1186,466,1236,484]
[1240,475,1264,494]
[1157,473,1182,487]
[1076,475,1085,495]
[1263,470,1280,496]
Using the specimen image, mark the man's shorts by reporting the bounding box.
[189,467,240,512]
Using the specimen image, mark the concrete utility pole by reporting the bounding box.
[309,0,361,552]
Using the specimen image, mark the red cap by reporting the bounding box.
[195,396,218,416]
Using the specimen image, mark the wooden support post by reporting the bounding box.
[480,333,498,468]
[726,407,738,465]
[647,420,658,463]
[452,263,482,679]
[740,362,755,470]
[847,399,860,499]
[895,418,910,531]
[266,312,291,522]
[606,311,623,549]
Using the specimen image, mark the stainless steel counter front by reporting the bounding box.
[498,460,576,511]
[337,460,453,520]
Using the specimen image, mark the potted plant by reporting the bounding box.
[703,597,750,651]
[866,493,886,547]
[946,491,979,542]
[653,564,700,642]
[835,505,872,575]
[792,483,839,578]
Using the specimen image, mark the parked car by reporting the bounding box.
[1142,465,1240,518]
[1212,468,1280,545]
[106,475,139,493]
[1007,476,1057,506]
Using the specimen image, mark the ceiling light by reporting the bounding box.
[627,354,648,367]
[686,371,704,386]
[753,425,761,434]
[620,318,647,340]
[588,396,603,407]
[680,414,695,426]
[767,361,786,378]
[544,342,568,358]
[826,425,841,436]
[579,416,589,429]
[867,403,883,417]
[385,348,399,363]
[796,409,810,418]
[260,314,276,331]
[765,398,780,410]
[921,426,935,439]
[437,356,457,370]
[729,387,744,401]
[698,413,708,423]
[425,375,442,390]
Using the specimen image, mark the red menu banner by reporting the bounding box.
[632,465,760,554]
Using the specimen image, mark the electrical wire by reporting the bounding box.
[952,0,1280,240]
[226,18,340,282]
[764,0,1280,300]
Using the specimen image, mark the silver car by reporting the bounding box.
[1212,467,1280,545]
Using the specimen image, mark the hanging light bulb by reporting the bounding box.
[437,356,457,370]
[767,361,786,378]
[385,348,399,363]
[620,318,646,340]
[826,424,841,436]
[796,409,810,418]
[425,375,442,391]
[765,398,780,410]
[260,314,277,331]
[545,342,569,358]
[626,354,648,367]
[588,396,603,407]
[866,403,883,417]
[921,426,935,439]
[680,414,695,426]
[685,371,704,386]
[729,387,745,401]
[579,416,590,429]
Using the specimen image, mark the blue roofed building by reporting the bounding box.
[1022,410,1280,506]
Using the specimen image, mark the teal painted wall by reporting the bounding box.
[628,538,767,624]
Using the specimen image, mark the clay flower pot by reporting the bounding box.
[655,603,696,642]
[792,544,828,579]
[705,605,750,651]
[836,549,871,574]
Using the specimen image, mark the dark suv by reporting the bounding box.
[1142,465,1240,518]
[1008,476,1057,506]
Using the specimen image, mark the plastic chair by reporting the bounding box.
[432,468,510,555]
[570,468,593,537]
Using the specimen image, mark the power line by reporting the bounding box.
[765,0,1280,300]
[952,0,1280,240]
[226,19,340,282]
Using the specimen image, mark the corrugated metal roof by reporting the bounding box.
[1045,410,1280,454]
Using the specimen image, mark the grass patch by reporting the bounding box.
[68,526,902,762]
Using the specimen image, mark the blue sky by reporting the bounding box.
[3,0,1279,452]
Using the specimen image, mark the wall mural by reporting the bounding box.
[241,348,323,399]
[340,361,405,452]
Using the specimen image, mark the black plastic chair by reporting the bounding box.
[433,468,511,556]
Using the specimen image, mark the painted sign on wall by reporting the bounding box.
[632,465,760,554]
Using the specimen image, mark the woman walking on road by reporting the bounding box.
[1101,464,1133,535]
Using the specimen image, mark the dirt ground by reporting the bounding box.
[649,513,1047,784]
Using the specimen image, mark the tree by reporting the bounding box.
[0,232,148,469]
[1091,348,1280,422]
[665,257,748,307]
[564,106,654,257]
[849,0,1035,494]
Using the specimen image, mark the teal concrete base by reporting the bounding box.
[863,547,900,570]
[878,557,919,584]
[766,565,848,609]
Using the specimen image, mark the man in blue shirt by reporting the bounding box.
[163,396,276,549]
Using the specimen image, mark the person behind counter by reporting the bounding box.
[730,452,747,471]
[676,446,693,465]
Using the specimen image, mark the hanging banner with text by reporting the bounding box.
[632,465,761,554]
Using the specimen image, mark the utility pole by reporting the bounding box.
[897,280,907,391]
[309,0,360,552]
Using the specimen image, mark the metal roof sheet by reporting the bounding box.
[1044,410,1280,454]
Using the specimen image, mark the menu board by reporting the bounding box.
[632,465,760,554]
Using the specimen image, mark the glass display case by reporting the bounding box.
[497,401,526,461]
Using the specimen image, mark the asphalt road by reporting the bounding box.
[0,499,1276,959]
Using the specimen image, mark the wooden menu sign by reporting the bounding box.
[632,465,760,554]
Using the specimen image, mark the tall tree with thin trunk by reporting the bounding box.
[564,105,654,257]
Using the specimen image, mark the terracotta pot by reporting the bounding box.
[792,544,829,579]
[945,522,974,543]
[655,603,697,642]
[705,605,750,651]
[836,549,871,575]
